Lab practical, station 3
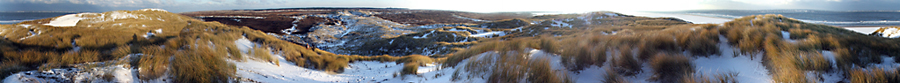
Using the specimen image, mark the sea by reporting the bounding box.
[0,12,77,24]
[668,10,900,27]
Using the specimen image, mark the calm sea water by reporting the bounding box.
[0,12,76,24]
[670,10,900,26]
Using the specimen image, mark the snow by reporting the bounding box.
[234,37,254,53]
[18,24,31,28]
[388,39,394,44]
[3,56,168,83]
[469,31,505,38]
[413,30,434,39]
[877,27,900,38]
[782,31,796,42]
[446,28,467,32]
[232,52,455,83]
[107,11,140,20]
[154,29,162,33]
[689,35,773,83]
[142,32,154,38]
[870,56,900,69]
[551,20,572,28]
[44,13,84,27]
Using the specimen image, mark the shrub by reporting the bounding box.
[526,58,570,83]
[848,68,900,83]
[401,63,419,75]
[559,37,607,71]
[649,54,694,82]
[612,46,642,76]
[396,55,434,66]
[637,35,679,61]
[137,52,169,80]
[603,68,629,83]
[680,72,738,83]
[171,51,236,83]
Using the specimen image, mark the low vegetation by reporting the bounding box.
[4,9,900,83]
[0,9,427,82]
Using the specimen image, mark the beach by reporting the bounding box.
[618,11,732,24]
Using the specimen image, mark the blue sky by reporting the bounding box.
[2,0,899,12]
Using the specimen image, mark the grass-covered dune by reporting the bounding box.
[4,8,900,83]
[0,9,433,82]
[443,14,900,82]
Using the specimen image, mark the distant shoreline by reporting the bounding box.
[618,11,732,24]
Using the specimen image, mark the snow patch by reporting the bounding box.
[879,28,900,38]
[413,30,434,39]
[3,61,166,83]
[234,37,254,53]
[782,31,796,42]
[551,20,572,28]
[469,31,505,38]
[689,35,774,83]
[18,24,31,28]
[871,56,900,69]
[44,13,85,27]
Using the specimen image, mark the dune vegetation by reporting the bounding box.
[3,8,900,83]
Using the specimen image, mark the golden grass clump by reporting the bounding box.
[611,46,642,76]
[648,54,694,82]
[603,68,629,83]
[849,68,900,83]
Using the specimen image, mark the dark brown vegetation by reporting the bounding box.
[196,16,340,34]
[374,11,484,25]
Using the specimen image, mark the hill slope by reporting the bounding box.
[4,8,900,83]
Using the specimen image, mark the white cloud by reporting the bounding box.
[6,0,173,7]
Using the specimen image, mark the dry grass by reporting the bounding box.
[649,54,694,82]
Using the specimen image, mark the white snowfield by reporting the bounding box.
[876,27,900,38]
[43,8,170,27]
[44,13,87,27]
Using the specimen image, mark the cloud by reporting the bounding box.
[4,0,179,7]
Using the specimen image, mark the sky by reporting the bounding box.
[1,0,900,13]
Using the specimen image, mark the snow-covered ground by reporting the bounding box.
[872,27,900,38]
[231,51,458,83]
[691,35,773,83]
[3,54,170,83]
[469,31,505,38]
[44,13,88,27]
